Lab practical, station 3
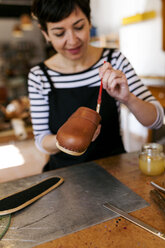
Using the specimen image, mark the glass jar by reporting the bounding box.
[139,143,165,176]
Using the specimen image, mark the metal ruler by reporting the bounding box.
[104,202,165,241]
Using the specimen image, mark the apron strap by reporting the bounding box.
[39,62,56,94]
[107,48,115,63]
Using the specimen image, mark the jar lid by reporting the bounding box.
[142,143,163,152]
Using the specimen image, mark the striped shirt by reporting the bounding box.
[28,48,164,153]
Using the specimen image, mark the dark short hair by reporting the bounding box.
[32,0,91,32]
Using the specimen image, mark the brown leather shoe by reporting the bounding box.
[56,107,101,156]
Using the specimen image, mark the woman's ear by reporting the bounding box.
[41,29,51,43]
[37,23,50,42]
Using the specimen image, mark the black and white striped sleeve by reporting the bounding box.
[28,67,52,153]
[113,50,164,129]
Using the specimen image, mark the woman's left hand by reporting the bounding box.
[99,62,130,104]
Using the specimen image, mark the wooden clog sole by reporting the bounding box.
[56,140,86,156]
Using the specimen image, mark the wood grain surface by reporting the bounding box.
[34,152,165,248]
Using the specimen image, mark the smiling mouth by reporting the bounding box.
[67,45,82,54]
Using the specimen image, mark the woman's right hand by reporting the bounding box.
[99,62,130,104]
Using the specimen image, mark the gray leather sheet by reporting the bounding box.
[0,162,149,248]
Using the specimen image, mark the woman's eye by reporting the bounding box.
[75,25,84,30]
[55,32,64,37]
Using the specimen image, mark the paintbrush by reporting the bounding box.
[96,78,103,113]
[96,61,106,113]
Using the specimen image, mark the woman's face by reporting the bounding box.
[42,7,91,61]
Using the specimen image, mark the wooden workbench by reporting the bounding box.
[34,151,165,248]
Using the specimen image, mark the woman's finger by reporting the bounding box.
[102,69,124,89]
[108,78,126,92]
[102,70,111,89]
[107,70,123,84]
[99,62,113,78]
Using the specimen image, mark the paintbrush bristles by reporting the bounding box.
[96,103,100,113]
[96,78,103,113]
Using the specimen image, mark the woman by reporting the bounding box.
[28,0,164,171]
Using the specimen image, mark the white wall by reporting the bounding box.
[91,0,124,35]
[91,0,165,77]
[119,17,165,76]
[119,0,165,76]
[91,0,162,35]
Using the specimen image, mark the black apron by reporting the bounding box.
[40,49,125,171]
